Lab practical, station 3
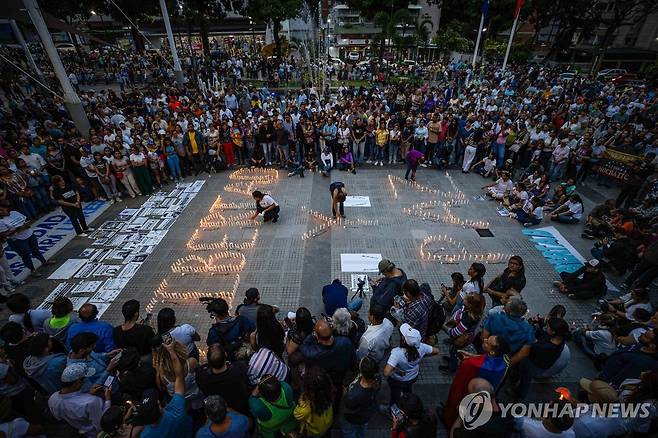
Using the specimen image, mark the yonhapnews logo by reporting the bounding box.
[459,391,493,430]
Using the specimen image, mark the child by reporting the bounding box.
[472,153,497,177]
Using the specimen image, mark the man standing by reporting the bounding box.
[352,118,366,165]
[183,124,206,176]
[357,304,394,364]
[427,114,441,165]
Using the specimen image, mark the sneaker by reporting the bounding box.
[379,162,384,167]
[287,172,294,177]
[523,222,534,227]
[116,197,123,202]
[86,228,95,232]
[420,163,428,168]
[79,233,89,237]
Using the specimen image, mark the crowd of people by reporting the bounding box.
[0,34,657,437]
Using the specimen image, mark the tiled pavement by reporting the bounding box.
[8,166,623,436]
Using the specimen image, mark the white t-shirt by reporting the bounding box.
[130,153,146,165]
[483,158,496,172]
[170,324,198,354]
[533,206,544,220]
[0,211,32,240]
[566,200,583,220]
[259,195,277,209]
[79,156,97,177]
[459,280,481,301]
[386,343,433,382]
[519,417,576,437]
[8,309,52,332]
[493,178,514,194]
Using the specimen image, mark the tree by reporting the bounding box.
[40,0,94,55]
[178,0,247,57]
[345,0,410,20]
[373,9,411,62]
[248,0,304,58]
[432,25,472,54]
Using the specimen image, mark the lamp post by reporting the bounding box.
[22,0,90,136]
[159,0,185,85]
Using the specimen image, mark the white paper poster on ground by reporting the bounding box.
[340,253,382,272]
[72,281,103,294]
[118,262,141,278]
[48,259,89,280]
[344,196,371,207]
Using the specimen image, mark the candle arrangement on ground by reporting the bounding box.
[301,207,379,240]
[419,234,511,264]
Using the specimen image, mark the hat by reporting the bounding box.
[400,323,422,347]
[245,287,259,301]
[61,363,96,383]
[134,389,160,424]
[247,111,253,118]
[378,259,395,273]
[587,259,600,268]
[580,378,617,403]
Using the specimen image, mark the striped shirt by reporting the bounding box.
[247,347,288,385]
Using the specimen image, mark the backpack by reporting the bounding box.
[422,283,447,337]
[209,317,246,361]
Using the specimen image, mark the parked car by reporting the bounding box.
[610,73,637,86]
[347,51,360,61]
[55,43,76,52]
[329,57,345,67]
[597,68,627,80]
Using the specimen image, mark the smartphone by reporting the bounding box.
[114,350,123,362]
[390,404,405,423]
[162,332,173,345]
[143,313,153,325]
[103,375,115,388]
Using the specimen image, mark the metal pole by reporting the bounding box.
[159,0,185,85]
[22,0,90,137]
[472,12,485,68]
[9,19,43,79]
[502,15,518,71]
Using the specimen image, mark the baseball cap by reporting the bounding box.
[134,389,161,425]
[61,363,96,383]
[245,287,259,301]
[580,378,617,403]
[378,259,395,273]
[400,323,421,347]
[587,259,600,268]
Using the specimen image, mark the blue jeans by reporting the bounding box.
[374,146,384,161]
[365,137,375,160]
[7,234,46,271]
[493,142,506,168]
[388,143,400,163]
[550,162,565,181]
[341,419,368,438]
[167,155,182,180]
[553,214,579,224]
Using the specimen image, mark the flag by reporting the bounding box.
[514,0,525,18]
[482,0,489,16]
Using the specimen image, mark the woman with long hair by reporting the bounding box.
[485,255,527,307]
[286,307,314,356]
[441,294,484,372]
[247,304,289,385]
[443,262,486,310]
[151,339,204,412]
[294,367,335,437]
[383,324,439,409]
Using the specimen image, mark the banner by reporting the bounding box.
[592,148,643,182]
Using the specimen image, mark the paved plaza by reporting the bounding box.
[15,166,620,435]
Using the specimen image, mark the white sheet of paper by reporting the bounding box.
[72,281,103,294]
[48,259,89,279]
[340,253,382,272]
[74,263,100,278]
[102,278,130,291]
[118,262,141,278]
[344,196,371,207]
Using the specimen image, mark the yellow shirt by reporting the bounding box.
[293,399,333,437]
[188,131,199,154]
[375,128,389,147]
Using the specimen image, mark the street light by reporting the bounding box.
[90,10,96,15]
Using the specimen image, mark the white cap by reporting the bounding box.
[587,259,600,268]
[400,323,421,347]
